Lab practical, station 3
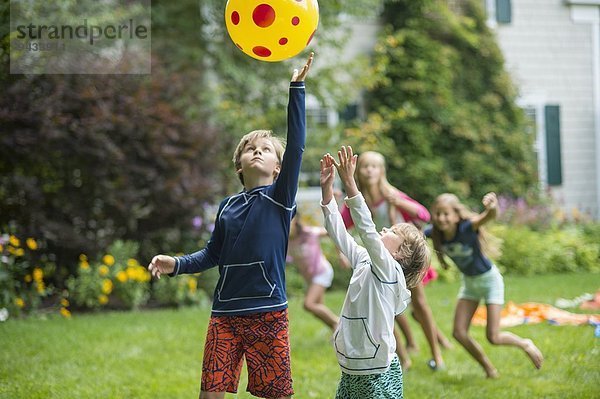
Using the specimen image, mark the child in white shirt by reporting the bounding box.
[319,146,430,399]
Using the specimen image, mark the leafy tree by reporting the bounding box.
[348,0,537,206]
[0,58,218,277]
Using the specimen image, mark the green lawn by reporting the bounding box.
[1,273,599,398]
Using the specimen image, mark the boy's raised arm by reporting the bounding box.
[272,53,313,207]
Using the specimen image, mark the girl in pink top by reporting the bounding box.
[341,151,451,370]
[288,214,341,330]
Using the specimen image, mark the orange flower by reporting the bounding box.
[60,307,72,318]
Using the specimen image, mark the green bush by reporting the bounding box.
[152,274,208,307]
[494,224,600,275]
[0,232,53,318]
[66,240,151,311]
[65,254,113,310]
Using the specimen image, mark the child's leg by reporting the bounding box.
[395,313,418,352]
[393,325,412,370]
[453,299,498,378]
[410,283,444,367]
[200,316,245,399]
[304,282,339,330]
[244,310,294,399]
[486,304,543,369]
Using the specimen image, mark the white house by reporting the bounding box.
[486,0,600,218]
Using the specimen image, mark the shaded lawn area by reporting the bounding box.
[1,272,598,398]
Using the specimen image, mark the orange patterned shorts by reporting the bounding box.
[201,309,293,398]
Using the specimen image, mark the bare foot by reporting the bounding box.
[485,368,499,379]
[439,337,453,350]
[401,358,412,372]
[523,339,543,369]
[406,344,419,354]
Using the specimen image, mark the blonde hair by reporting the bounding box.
[356,151,398,222]
[232,130,285,186]
[392,223,431,288]
[430,193,502,269]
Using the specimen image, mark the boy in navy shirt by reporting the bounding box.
[148,53,313,399]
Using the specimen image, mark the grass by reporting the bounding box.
[1,272,599,398]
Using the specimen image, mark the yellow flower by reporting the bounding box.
[127,258,139,268]
[188,278,197,292]
[26,238,38,250]
[102,254,115,266]
[14,297,25,308]
[24,274,32,283]
[0,244,3,252]
[116,271,128,283]
[36,280,46,294]
[9,235,20,247]
[15,248,24,257]
[60,307,72,318]
[60,298,70,307]
[79,253,88,262]
[33,267,44,282]
[79,260,90,270]
[101,279,113,295]
[98,265,109,276]
[98,294,109,305]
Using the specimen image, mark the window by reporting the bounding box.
[306,107,330,127]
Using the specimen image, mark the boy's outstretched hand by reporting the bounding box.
[148,255,176,279]
[291,52,314,82]
[320,153,336,204]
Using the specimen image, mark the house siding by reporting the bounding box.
[494,0,598,217]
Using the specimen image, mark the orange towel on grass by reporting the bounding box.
[472,301,600,327]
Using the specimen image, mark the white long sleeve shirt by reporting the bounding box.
[321,194,411,375]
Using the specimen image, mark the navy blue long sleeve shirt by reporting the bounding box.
[172,82,306,315]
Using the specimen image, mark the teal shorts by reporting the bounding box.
[458,265,504,305]
[335,355,403,399]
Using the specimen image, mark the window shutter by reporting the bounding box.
[496,0,512,23]
[545,105,562,186]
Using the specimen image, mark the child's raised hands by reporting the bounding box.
[320,153,336,205]
[482,192,498,210]
[334,146,357,182]
[320,153,336,188]
[333,146,359,198]
[291,52,314,82]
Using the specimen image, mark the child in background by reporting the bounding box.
[320,146,430,398]
[341,150,450,370]
[426,192,543,378]
[147,53,313,399]
[287,213,343,330]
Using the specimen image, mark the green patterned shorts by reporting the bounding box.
[335,355,403,399]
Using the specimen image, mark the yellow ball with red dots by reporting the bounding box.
[225,0,319,62]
